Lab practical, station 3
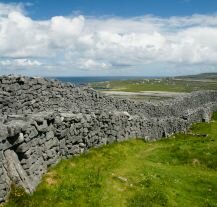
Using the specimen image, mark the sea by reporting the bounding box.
[49,76,158,85]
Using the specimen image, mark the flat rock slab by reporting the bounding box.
[102,90,188,98]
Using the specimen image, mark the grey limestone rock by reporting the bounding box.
[0,75,217,202]
[4,149,35,193]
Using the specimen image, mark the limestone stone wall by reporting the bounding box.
[0,75,217,202]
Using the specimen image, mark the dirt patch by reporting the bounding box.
[192,158,200,166]
[70,162,76,168]
[45,172,58,186]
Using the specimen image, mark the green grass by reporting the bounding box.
[91,79,217,92]
[4,113,217,207]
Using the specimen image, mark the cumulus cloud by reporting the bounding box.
[0,59,42,67]
[0,2,217,76]
[0,2,24,17]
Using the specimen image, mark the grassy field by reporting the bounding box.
[91,79,217,93]
[4,113,217,207]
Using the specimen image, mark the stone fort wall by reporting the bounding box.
[0,75,217,202]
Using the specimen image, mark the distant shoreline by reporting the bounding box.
[49,76,162,85]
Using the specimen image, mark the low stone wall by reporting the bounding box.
[0,75,217,202]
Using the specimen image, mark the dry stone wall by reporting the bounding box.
[0,75,217,202]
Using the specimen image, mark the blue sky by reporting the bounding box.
[2,0,217,19]
[0,0,217,76]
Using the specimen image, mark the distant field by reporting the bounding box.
[5,113,217,207]
[91,78,217,93]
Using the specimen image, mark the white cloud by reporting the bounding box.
[0,2,217,76]
[0,2,24,17]
[0,59,42,67]
[80,59,110,70]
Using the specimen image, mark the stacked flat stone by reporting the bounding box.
[0,75,217,202]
